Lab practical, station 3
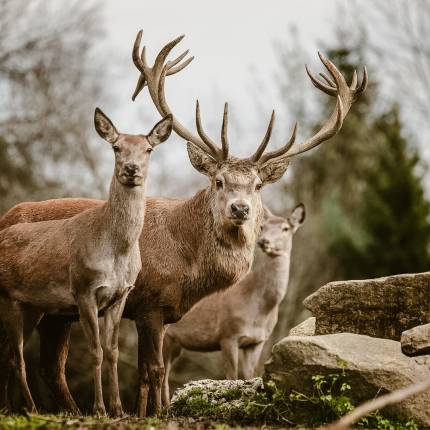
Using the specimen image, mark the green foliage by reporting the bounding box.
[170,375,419,429]
[330,107,430,278]
[283,44,430,335]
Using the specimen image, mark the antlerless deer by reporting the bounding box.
[0,109,173,415]
[162,204,305,404]
[0,30,367,417]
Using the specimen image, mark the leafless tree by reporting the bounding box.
[351,0,430,157]
[0,0,107,212]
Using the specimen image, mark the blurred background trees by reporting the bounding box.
[0,0,106,212]
[2,0,430,413]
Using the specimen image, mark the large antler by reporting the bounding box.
[249,52,368,165]
[132,31,367,166]
[132,30,229,161]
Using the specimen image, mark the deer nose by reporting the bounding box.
[124,163,138,176]
[258,238,269,247]
[231,202,250,219]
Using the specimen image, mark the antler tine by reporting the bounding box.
[356,65,368,96]
[195,100,221,158]
[319,72,336,88]
[221,103,229,160]
[132,30,145,72]
[132,74,147,102]
[153,34,185,75]
[318,51,347,89]
[131,31,148,101]
[305,65,337,96]
[167,49,189,70]
[258,122,298,165]
[250,110,275,162]
[167,56,195,76]
[350,69,358,90]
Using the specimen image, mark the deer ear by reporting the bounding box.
[289,203,306,228]
[148,114,173,146]
[94,108,119,144]
[258,156,290,185]
[186,142,217,177]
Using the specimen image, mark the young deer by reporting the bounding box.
[0,31,367,417]
[0,109,173,415]
[161,203,305,404]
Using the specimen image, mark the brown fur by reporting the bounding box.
[0,160,263,416]
[0,110,173,416]
[161,204,305,404]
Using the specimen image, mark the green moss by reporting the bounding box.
[0,413,172,430]
[221,388,242,401]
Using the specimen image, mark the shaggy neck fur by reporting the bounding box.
[102,175,146,253]
[251,245,291,310]
[169,187,262,313]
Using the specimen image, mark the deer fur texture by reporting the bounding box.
[161,203,305,405]
[0,109,173,416]
[0,156,265,417]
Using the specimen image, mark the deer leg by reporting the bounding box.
[77,295,105,416]
[220,338,239,380]
[0,323,11,412]
[103,288,131,417]
[0,299,41,413]
[240,342,265,380]
[37,316,80,414]
[161,331,182,407]
[135,313,165,417]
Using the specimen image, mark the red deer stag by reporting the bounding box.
[161,204,305,404]
[0,109,173,415]
[0,31,367,416]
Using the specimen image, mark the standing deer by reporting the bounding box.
[0,31,367,416]
[0,108,173,415]
[161,203,305,404]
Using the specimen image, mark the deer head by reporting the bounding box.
[94,107,172,187]
[258,204,306,257]
[131,31,367,228]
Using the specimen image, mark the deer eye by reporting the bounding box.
[146,147,153,153]
[113,145,120,153]
[215,179,223,190]
[283,226,289,231]
[255,183,263,191]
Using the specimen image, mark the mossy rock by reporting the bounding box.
[169,378,264,422]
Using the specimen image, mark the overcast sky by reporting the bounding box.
[98,1,342,196]
[103,0,337,129]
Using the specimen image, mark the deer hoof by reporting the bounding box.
[109,403,125,418]
[93,404,107,416]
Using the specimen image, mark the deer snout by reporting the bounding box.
[258,237,269,248]
[124,163,139,176]
[230,202,250,220]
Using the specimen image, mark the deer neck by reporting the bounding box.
[102,175,146,251]
[250,245,291,309]
[169,187,260,312]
